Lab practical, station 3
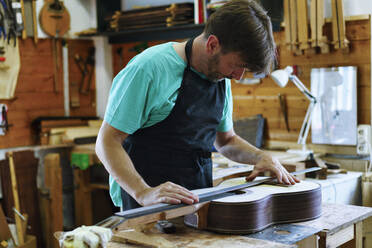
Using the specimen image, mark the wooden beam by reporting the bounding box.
[319,225,354,247]
[289,0,300,54]
[283,0,292,51]
[331,0,349,51]
[74,168,93,226]
[296,0,309,51]
[44,153,63,248]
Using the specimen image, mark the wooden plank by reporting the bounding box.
[296,0,309,51]
[316,0,329,53]
[74,168,93,226]
[297,234,318,248]
[0,205,13,242]
[289,0,299,53]
[111,230,175,248]
[278,39,370,65]
[0,151,42,246]
[283,0,292,51]
[8,152,25,245]
[336,0,349,51]
[310,0,318,47]
[319,224,354,247]
[44,153,62,248]
[363,217,372,248]
[266,140,356,155]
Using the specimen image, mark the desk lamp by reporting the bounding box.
[270,66,317,156]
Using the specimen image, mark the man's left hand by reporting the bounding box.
[246,152,300,185]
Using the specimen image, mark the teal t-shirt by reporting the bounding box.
[104,42,233,207]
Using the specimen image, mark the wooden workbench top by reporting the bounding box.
[107,203,372,247]
[108,218,295,248]
[296,203,372,235]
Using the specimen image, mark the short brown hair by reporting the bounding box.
[203,0,276,75]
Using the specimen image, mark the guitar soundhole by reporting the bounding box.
[234,190,250,195]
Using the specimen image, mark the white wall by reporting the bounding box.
[122,0,193,10]
[94,37,113,118]
[324,0,372,17]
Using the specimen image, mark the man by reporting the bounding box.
[96,0,300,211]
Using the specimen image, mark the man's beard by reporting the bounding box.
[206,53,225,82]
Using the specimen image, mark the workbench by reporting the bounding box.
[70,146,309,226]
[107,203,372,248]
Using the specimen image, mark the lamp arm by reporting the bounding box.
[289,75,317,102]
[298,101,317,147]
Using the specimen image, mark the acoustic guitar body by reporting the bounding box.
[184,177,322,234]
[39,0,70,37]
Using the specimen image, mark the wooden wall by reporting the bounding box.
[111,17,371,149]
[0,38,96,149]
[232,17,371,144]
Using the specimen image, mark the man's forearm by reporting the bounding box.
[95,135,149,201]
[215,134,264,165]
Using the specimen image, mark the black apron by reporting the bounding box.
[121,38,226,210]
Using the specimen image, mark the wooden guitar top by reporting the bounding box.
[185,177,322,234]
[214,177,320,203]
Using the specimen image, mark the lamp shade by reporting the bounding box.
[270,66,294,88]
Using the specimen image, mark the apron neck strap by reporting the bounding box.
[185,38,195,68]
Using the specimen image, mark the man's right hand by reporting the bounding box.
[135,182,199,206]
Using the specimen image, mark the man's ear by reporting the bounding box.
[205,35,221,55]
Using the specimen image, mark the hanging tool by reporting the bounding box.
[32,0,37,44]
[52,38,59,93]
[8,152,25,245]
[296,0,309,52]
[19,0,26,39]
[7,27,16,46]
[331,0,349,52]
[283,0,292,51]
[11,0,24,34]
[74,47,95,94]
[1,0,18,46]
[0,12,6,39]
[278,93,290,132]
[39,0,71,92]
[116,47,124,68]
[310,0,329,53]
[0,105,12,135]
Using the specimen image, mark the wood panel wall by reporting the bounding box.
[0,38,96,149]
[111,18,370,147]
[232,18,371,143]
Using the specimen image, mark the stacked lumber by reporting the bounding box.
[110,3,194,31]
[37,119,102,145]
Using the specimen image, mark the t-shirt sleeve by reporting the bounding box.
[104,63,153,134]
[217,79,233,132]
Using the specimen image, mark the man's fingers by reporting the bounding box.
[163,183,199,202]
[246,170,259,181]
[160,191,195,204]
[293,175,301,183]
[159,196,181,205]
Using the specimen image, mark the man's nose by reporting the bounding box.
[232,68,245,80]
